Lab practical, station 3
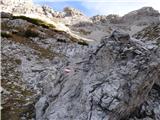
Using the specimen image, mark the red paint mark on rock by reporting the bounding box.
[64,68,71,73]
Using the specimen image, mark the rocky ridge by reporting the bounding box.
[91,7,160,25]
[70,7,160,42]
[0,0,91,25]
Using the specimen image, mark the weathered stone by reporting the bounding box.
[35,31,160,120]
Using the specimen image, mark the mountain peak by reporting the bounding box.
[140,7,158,12]
[1,0,33,5]
[63,7,84,17]
[124,6,160,17]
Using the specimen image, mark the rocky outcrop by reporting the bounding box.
[63,7,84,17]
[91,14,122,24]
[91,7,160,26]
[123,7,160,20]
[133,23,160,93]
[35,31,160,120]
[0,0,92,26]
[0,0,62,19]
[61,7,92,26]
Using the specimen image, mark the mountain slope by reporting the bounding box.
[1,12,92,120]
[1,0,160,120]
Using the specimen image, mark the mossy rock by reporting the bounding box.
[1,12,12,18]
[12,16,56,29]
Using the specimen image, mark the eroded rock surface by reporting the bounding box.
[35,31,160,120]
[1,13,92,119]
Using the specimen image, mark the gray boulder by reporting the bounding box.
[35,31,160,120]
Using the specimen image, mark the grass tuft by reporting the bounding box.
[1,31,12,38]
[77,41,89,46]
[25,28,39,37]
[12,16,56,29]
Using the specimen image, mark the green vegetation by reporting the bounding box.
[1,31,12,38]
[1,56,35,120]
[10,34,57,60]
[12,15,56,29]
[25,28,39,37]
[79,29,91,35]
[1,22,11,30]
[15,59,22,65]
[77,40,89,46]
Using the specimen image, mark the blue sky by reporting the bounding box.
[33,0,160,16]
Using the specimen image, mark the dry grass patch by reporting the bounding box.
[12,15,56,29]
[1,56,36,120]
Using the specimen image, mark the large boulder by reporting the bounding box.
[35,31,160,120]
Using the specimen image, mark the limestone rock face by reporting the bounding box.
[0,0,62,19]
[91,7,160,26]
[35,31,160,120]
[63,7,84,17]
[91,14,122,24]
[123,7,160,19]
[1,0,34,14]
[0,0,91,26]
